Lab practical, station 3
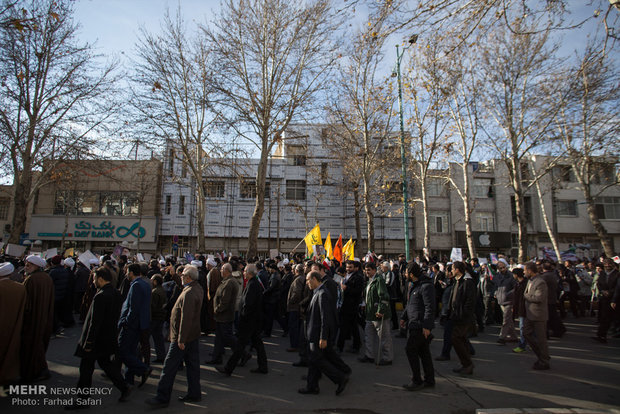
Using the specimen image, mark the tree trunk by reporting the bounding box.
[511,158,528,262]
[353,186,362,257]
[582,185,614,257]
[462,164,477,259]
[247,145,269,258]
[421,176,431,257]
[9,168,32,244]
[196,183,206,253]
[362,172,374,253]
[531,164,562,261]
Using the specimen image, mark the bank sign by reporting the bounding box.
[29,215,157,243]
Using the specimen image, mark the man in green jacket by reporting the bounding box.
[358,262,393,365]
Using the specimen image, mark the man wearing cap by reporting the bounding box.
[0,262,27,385]
[21,255,55,382]
[118,263,152,387]
[49,255,71,335]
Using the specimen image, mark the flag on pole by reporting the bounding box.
[324,233,333,260]
[333,234,343,263]
[304,223,322,258]
[342,237,355,261]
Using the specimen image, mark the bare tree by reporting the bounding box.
[404,37,450,257]
[203,0,340,258]
[480,20,561,262]
[131,10,230,252]
[0,0,119,243]
[554,46,620,257]
[326,21,395,253]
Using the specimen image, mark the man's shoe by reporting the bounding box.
[286,348,298,352]
[453,365,474,375]
[357,355,374,363]
[239,352,252,367]
[118,386,132,402]
[298,387,319,395]
[250,368,268,374]
[402,381,424,391]
[591,336,607,344]
[496,338,506,345]
[292,360,308,367]
[144,398,169,409]
[139,368,152,388]
[434,355,450,361]
[178,395,201,402]
[215,366,231,376]
[335,377,349,396]
[205,358,222,365]
[377,360,392,366]
[512,346,526,353]
[532,361,550,370]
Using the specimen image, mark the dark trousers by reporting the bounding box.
[298,320,309,363]
[77,353,128,394]
[150,319,166,361]
[140,328,150,367]
[263,302,278,336]
[483,296,495,325]
[597,298,617,338]
[306,343,347,390]
[389,300,399,329]
[288,311,301,348]
[155,339,201,403]
[118,326,149,384]
[559,292,579,318]
[547,304,566,337]
[225,327,267,373]
[451,322,473,368]
[337,310,360,351]
[213,321,237,360]
[405,330,435,385]
[523,319,549,365]
[440,319,475,358]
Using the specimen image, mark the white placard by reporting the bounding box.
[6,243,26,257]
[269,249,279,259]
[45,248,58,259]
[78,250,98,266]
[450,248,463,263]
[136,253,145,262]
[478,257,488,265]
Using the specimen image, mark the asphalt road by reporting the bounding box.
[1,314,619,414]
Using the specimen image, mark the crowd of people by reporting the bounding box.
[0,249,619,409]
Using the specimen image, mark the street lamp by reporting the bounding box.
[392,34,418,262]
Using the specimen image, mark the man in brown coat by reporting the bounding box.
[21,255,55,383]
[0,262,26,385]
[523,262,550,370]
[146,264,204,408]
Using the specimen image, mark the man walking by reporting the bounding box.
[118,263,152,387]
[495,259,518,344]
[337,260,364,353]
[448,261,476,375]
[299,271,349,396]
[69,266,131,409]
[0,262,26,385]
[146,264,204,407]
[401,262,436,391]
[207,263,240,364]
[523,262,550,370]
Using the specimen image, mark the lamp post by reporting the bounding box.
[393,34,418,262]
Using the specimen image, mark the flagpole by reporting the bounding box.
[290,237,305,255]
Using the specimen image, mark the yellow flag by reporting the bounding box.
[342,237,355,260]
[64,248,74,258]
[324,233,333,260]
[304,224,322,258]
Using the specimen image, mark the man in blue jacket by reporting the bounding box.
[118,263,152,386]
[400,262,436,391]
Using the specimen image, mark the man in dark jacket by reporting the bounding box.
[401,262,435,391]
[150,275,167,363]
[217,264,268,375]
[448,261,476,375]
[299,271,349,396]
[49,255,70,335]
[495,259,517,344]
[287,264,306,352]
[70,266,131,408]
[540,261,566,338]
[262,262,281,337]
[208,263,240,364]
[511,267,528,353]
[337,260,364,353]
[146,264,204,408]
[593,258,619,343]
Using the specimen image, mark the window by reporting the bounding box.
[181,162,187,179]
[595,197,620,219]
[511,196,532,223]
[286,180,306,200]
[168,148,175,176]
[429,212,449,234]
[427,178,446,197]
[240,180,270,199]
[476,212,495,232]
[53,191,140,216]
[165,195,171,215]
[320,163,328,185]
[592,163,616,185]
[552,165,575,182]
[0,198,9,220]
[179,195,185,215]
[204,181,225,198]
[557,200,578,217]
[384,181,402,203]
[287,145,306,166]
[473,178,493,198]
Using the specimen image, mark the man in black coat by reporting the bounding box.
[448,261,476,375]
[593,258,619,343]
[337,260,364,353]
[401,262,436,391]
[218,264,268,375]
[70,267,131,408]
[299,271,349,396]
